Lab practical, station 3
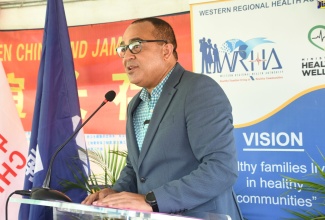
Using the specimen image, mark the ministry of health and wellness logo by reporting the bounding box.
[302,25,325,77]
[308,25,325,52]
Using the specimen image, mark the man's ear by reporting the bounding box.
[163,43,174,59]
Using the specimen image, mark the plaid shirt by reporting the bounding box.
[133,69,173,151]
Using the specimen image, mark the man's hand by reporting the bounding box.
[81,188,117,205]
[93,191,152,212]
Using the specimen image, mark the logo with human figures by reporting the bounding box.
[198,37,283,81]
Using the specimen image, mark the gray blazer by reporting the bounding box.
[112,63,243,220]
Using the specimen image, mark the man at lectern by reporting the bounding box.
[82,17,243,220]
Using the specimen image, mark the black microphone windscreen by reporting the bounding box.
[105,90,116,102]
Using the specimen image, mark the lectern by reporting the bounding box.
[10,197,231,220]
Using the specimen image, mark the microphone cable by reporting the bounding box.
[5,190,31,220]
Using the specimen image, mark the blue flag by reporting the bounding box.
[19,0,89,219]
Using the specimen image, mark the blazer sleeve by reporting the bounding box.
[111,154,138,193]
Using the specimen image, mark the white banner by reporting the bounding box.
[191,0,324,125]
[190,0,325,219]
[0,62,28,220]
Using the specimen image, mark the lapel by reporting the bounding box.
[127,93,142,162]
[137,63,185,168]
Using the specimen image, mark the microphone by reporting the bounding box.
[29,90,116,202]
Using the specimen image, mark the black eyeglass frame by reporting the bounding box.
[116,40,167,58]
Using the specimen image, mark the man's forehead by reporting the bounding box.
[120,22,154,45]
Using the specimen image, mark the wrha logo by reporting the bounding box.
[198,37,283,75]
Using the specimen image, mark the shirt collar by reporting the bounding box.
[139,67,174,102]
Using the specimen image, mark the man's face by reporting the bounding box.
[120,22,168,91]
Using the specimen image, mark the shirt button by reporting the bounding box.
[140,177,146,183]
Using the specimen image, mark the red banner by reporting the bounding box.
[0,13,192,134]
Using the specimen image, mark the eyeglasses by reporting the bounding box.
[116,40,167,58]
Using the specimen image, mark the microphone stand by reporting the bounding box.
[30,91,116,202]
